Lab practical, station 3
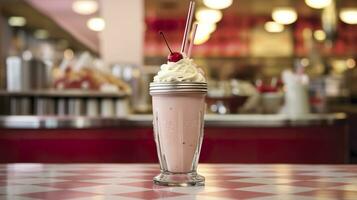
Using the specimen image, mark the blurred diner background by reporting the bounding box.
[0,0,356,164]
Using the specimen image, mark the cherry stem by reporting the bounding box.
[159,31,173,54]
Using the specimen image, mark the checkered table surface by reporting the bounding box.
[1,164,357,200]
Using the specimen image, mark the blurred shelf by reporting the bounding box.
[0,90,128,98]
[0,113,347,129]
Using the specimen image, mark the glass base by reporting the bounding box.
[153,171,205,187]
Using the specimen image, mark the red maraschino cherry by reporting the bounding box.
[159,31,183,62]
[168,52,183,62]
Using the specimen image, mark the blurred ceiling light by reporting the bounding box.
[272,7,298,25]
[22,50,33,61]
[313,30,326,41]
[203,0,233,9]
[8,16,26,27]
[87,17,105,31]
[194,22,215,45]
[264,21,284,33]
[196,8,222,23]
[300,58,310,67]
[196,21,216,34]
[72,0,98,15]
[194,33,210,45]
[332,60,348,73]
[64,49,74,60]
[339,8,357,24]
[193,25,211,45]
[34,29,49,39]
[347,58,356,69]
[305,0,331,9]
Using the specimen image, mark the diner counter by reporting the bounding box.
[0,113,348,163]
[0,113,347,129]
[0,163,356,199]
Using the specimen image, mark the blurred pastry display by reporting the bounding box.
[1,52,132,117]
[52,52,131,94]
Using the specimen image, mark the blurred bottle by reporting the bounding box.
[282,70,310,117]
[6,50,50,91]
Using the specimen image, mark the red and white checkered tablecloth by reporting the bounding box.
[0,164,357,200]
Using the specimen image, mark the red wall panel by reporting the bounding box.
[0,125,348,163]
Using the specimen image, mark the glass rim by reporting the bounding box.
[150,82,207,94]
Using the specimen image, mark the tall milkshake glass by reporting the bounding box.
[150,82,207,186]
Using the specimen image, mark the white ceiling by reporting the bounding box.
[26,0,99,52]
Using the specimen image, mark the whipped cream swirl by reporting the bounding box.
[153,57,206,83]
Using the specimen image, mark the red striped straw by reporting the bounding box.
[187,23,198,58]
[180,1,195,54]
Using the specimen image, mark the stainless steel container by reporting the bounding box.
[26,59,50,90]
[6,56,51,91]
[101,98,115,117]
[9,97,31,115]
[86,98,99,117]
[19,97,31,115]
[115,98,129,117]
[112,64,151,113]
[56,98,67,116]
[6,56,25,90]
[35,98,55,115]
[10,97,21,115]
[68,98,84,116]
